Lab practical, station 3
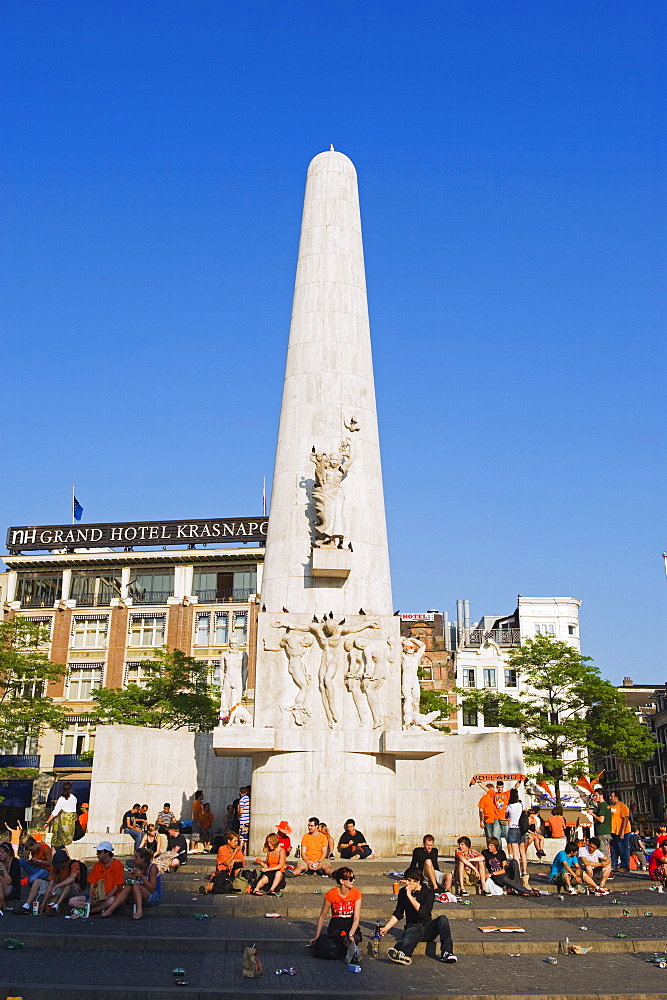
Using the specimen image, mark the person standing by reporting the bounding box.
[478,783,500,843]
[591,790,613,862]
[609,791,631,872]
[380,866,457,965]
[200,804,214,849]
[45,782,77,848]
[4,820,22,856]
[493,780,521,848]
[238,786,250,851]
[191,790,204,851]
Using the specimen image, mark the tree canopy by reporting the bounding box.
[0,616,68,753]
[90,647,219,731]
[457,635,655,803]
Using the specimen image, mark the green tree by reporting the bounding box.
[456,635,655,805]
[0,616,68,762]
[90,647,219,731]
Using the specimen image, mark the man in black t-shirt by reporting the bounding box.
[379,867,457,964]
[338,819,372,859]
[409,835,451,891]
[482,838,533,895]
[121,803,143,849]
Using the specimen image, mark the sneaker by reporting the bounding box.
[458,889,469,896]
[387,948,412,965]
[595,887,610,895]
[441,952,458,963]
[198,886,207,894]
[536,850,546,858]
[566,887,577,895]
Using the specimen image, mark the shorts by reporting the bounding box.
[239,824,249,841]
[507,828,524,844]
[145,890,162,907]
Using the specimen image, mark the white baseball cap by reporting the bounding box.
[95,841,114,853]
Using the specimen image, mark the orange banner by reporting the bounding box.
[469,773,526,786]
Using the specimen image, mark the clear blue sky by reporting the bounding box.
[2,2,664,683]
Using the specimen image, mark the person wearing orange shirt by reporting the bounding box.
[253,833,287,895]
[493,780,521,846]
[290,817,334,877]
[199,831,244,894]
[478,783,501,843]
[609,791,631,872]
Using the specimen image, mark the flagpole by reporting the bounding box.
[262,476,267,517]
[72,485,75,525]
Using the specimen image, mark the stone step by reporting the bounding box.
[2,947,667,999]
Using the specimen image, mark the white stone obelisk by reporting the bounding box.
[214,150,449,854]
[260,149,392,617]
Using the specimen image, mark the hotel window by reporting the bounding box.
[462,703,478,727]
[483,701,500,727]
[129,614,166,647]
[61,719,96,756]
[22,616,53,646]
[71,572,121,606]
[504,668,517,688]
[462,668,476,688]
[233,611,248,643]
[16,574,62,609]
[418,657,433,681]
[214,612,229,645]
[534,623,556,635]
[12,674,45,700]
[195,612,211,646]
[482,668,496,688]
[71,616,109,649]
[67,664,103,701]
[124,661,154,689]
[128,572,174,605]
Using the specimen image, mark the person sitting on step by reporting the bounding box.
[96,847,162,919]
[380,866,457,965]
[319,822,336,859]
[409,835,449,891]
[337,819,373,860]
[454,836,487,895]
[199,831,244,894]
[253,833,287,895]
[308,866,363,961]
[290,817,334,877]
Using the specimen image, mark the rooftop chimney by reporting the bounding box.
[622,677,633,686]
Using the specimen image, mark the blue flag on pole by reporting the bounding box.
[73,497,83,521]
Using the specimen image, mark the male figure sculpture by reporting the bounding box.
[310,439,352,548]
[219,640,247,720]
[263,631,314,726]
[400,637,441,730]
[273,618,379,727]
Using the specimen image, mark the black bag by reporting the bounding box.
[518,810,530,836]
[312,933,345,960]
[77,860,89,891]
[210,871,234,895]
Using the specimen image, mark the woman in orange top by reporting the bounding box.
[199,803,214,849]
[199,831,244,894]
[253,833,287,895]
[309,866,362,951]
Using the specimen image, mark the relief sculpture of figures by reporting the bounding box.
[400,636,440,731]
[345,635,395,729]
[310,438,352,548]
[219,640,248,722]
[263,631,314,727]
[273,618,379,728]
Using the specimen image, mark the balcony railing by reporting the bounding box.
[0,754,40,768]
[194,588,254,603]
[53,754,93,768]
[72,592,118,607]
[130,590,174,605]
[20,594,58,609]
[462,628,521,648]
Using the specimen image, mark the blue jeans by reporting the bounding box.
[484,820,502,842]
[611,833,630,871]
[19,859,50,883]
[123,827,143,848]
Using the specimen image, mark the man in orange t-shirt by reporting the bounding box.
[478,784,501,843]
[609,791,631,872]
[291,817,334,877]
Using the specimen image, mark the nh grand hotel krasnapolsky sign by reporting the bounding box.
[6,517,268,553]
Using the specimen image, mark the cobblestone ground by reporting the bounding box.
[2,947,667,998]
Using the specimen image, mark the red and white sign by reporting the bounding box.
[400,613,435,622]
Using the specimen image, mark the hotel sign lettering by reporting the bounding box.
[6,517,268,552]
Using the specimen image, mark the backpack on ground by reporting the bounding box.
[312,932,346,960]
[210,871,234,895]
